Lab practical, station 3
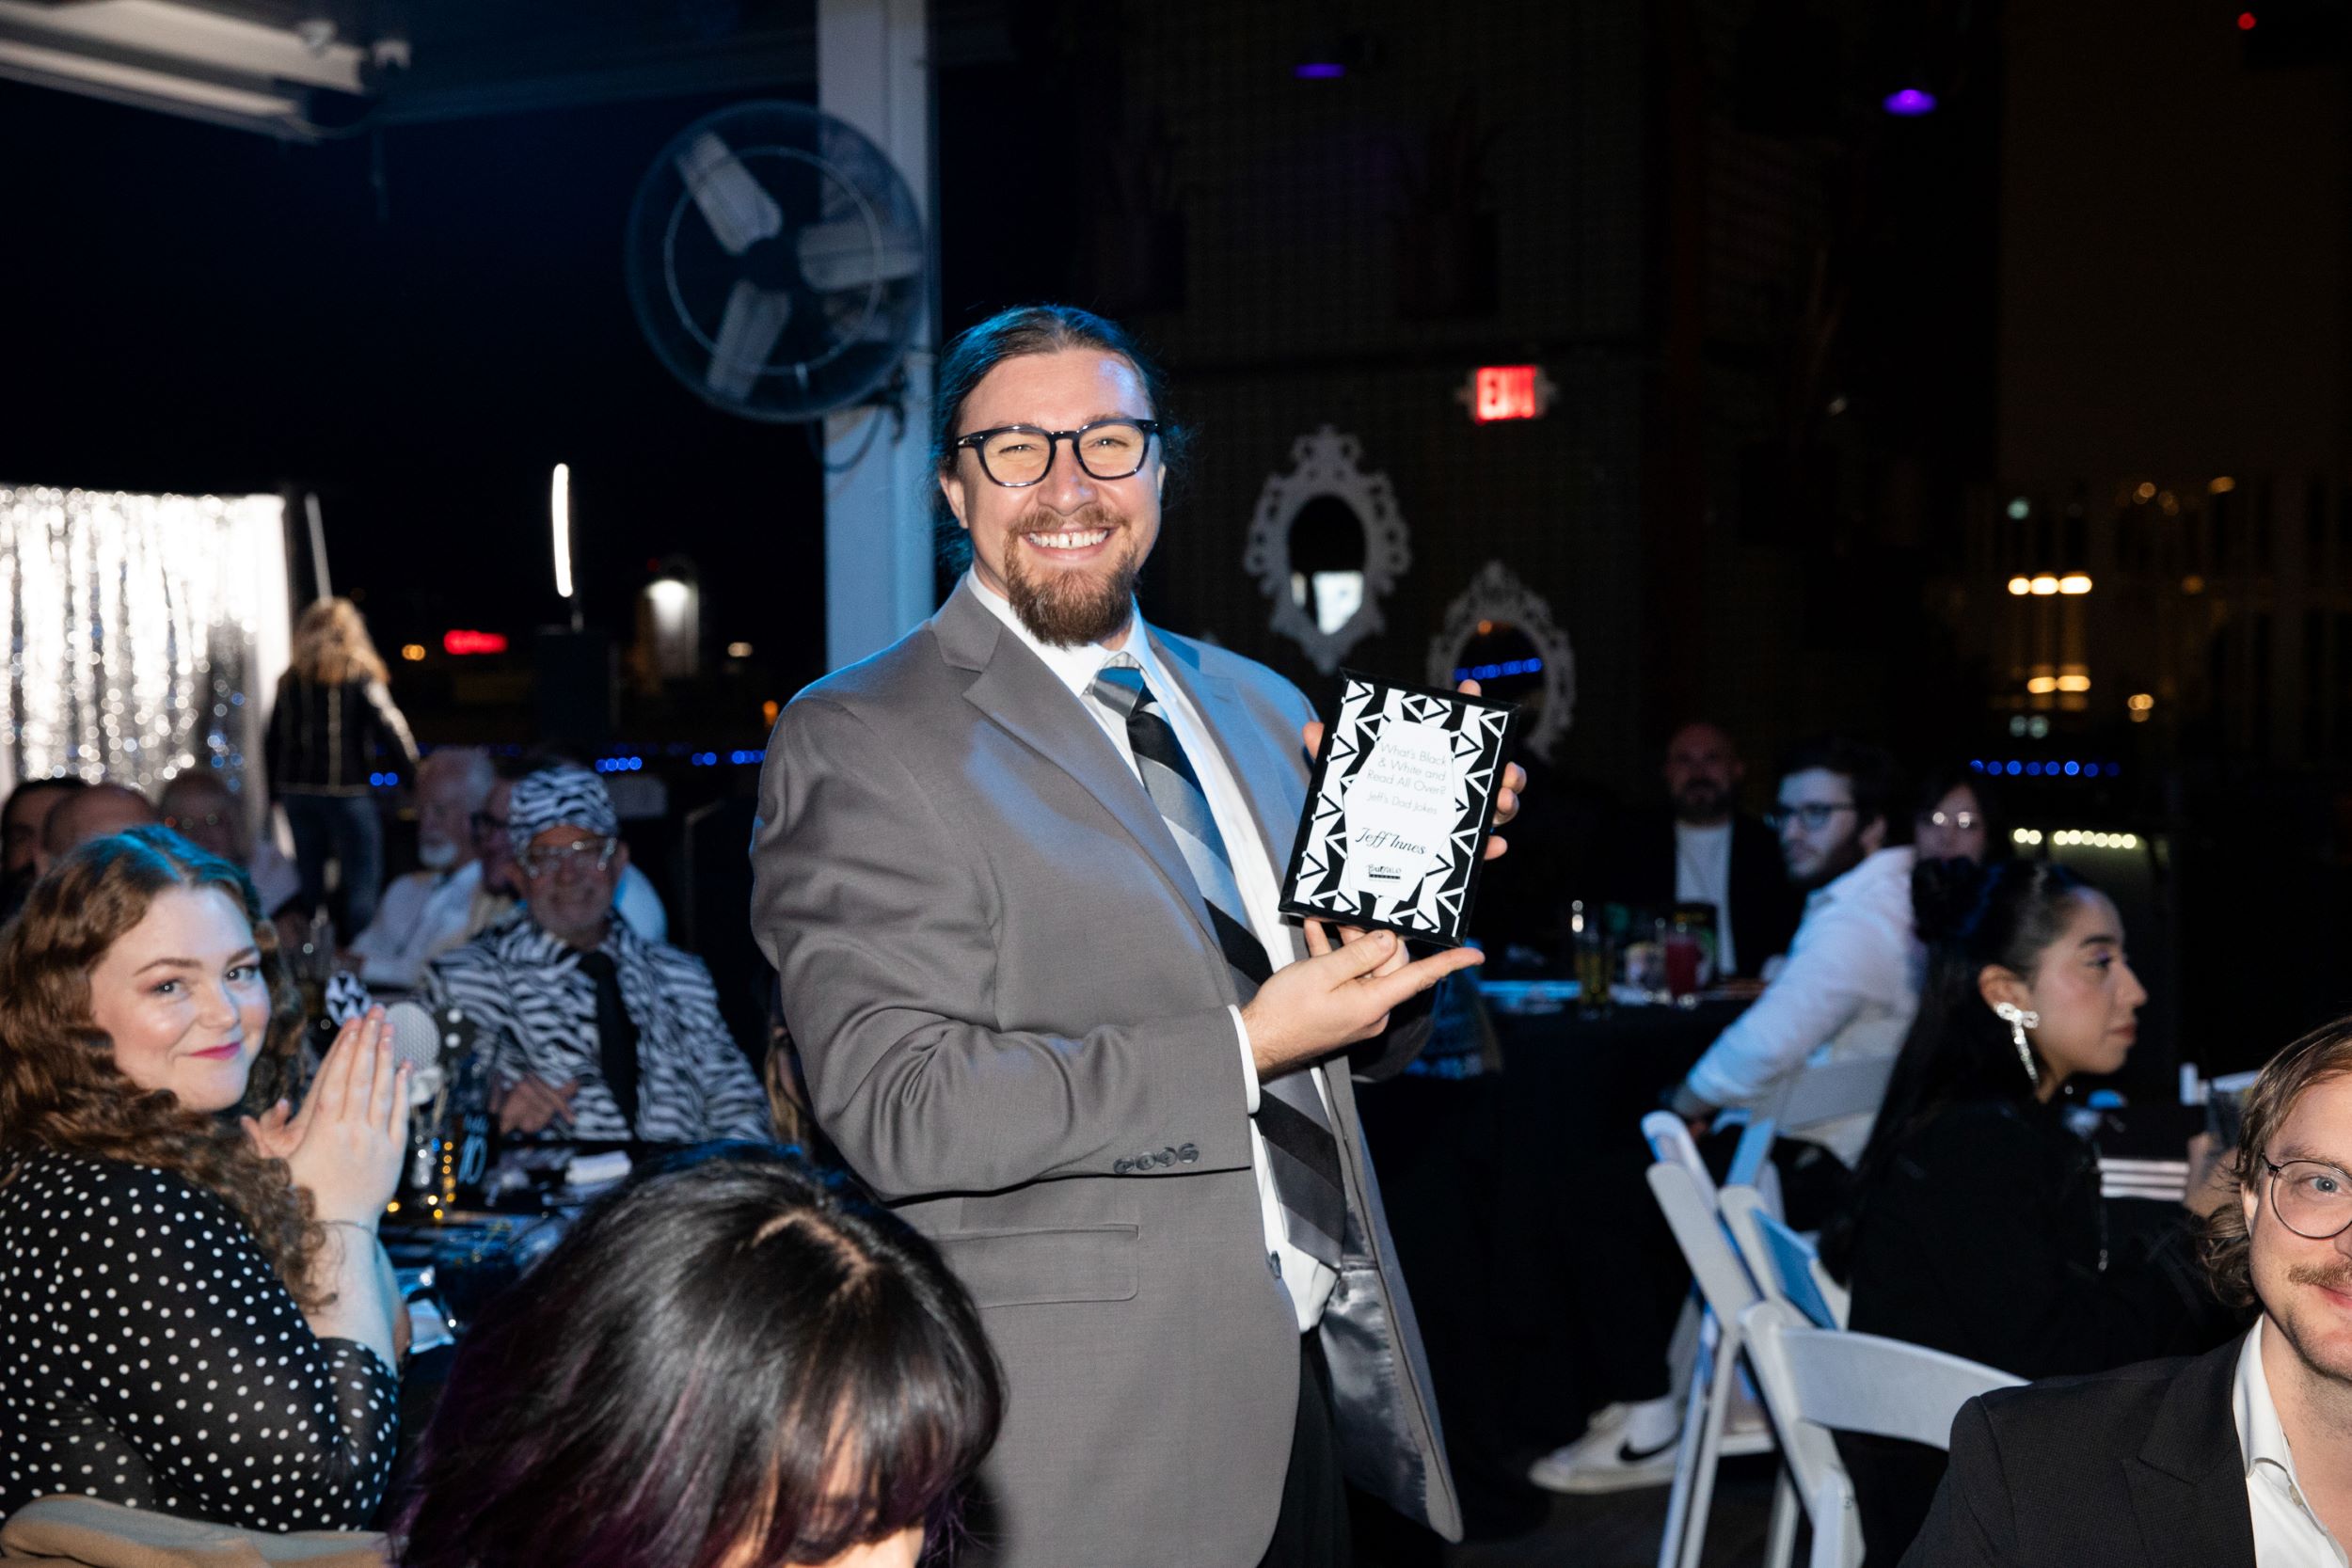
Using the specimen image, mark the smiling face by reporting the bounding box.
[86,885,269,1113]
[1979,889,2145,1094]
[937,348,1164,648]
[522,824,626,950]
[2248,1074,2352,1393]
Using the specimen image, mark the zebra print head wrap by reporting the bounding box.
[506,766,618,858]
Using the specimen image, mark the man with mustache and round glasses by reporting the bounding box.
[752,305,1526,1567]
[1909,1022,2352,1568]
[425,766,767,1145]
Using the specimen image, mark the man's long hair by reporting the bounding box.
[928,304,1191,570]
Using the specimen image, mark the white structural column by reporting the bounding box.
[818,0,937,672]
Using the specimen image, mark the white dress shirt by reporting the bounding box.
[1674,819,1737,975]
[2239,1319,2352,1567]
[1681,846,1924,1165]
[969,575,1338,1331]
[345,859,484,990]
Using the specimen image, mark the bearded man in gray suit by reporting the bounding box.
[751,305,1525,1568]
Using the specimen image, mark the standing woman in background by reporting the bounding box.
[268,598,417,938]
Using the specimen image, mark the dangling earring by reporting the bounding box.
[1994,1002,2042,1086]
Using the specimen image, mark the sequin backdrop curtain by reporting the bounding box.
[0,486,293,820]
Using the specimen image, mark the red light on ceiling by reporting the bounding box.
[441,629,509,656]
[1471,365,1542,422]
[2238,10,2257,27]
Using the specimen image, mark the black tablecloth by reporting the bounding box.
[1356,998,1747,1537]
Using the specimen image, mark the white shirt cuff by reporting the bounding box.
[1229,1005,1261,1114]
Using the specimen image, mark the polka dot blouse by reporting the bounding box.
[0,1149,398,1530]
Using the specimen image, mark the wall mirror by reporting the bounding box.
[1425,560,1576,763]
[1244,426,1411,673]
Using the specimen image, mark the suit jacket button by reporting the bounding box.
[1155,1148,1176,1166]
[1113,1158,1132,1174]
[1269,1251,1283,1278]
[1178,1143,1200,1164]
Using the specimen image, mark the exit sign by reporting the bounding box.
[1465,364,1552,422]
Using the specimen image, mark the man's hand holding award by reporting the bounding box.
[1242,674,1525,1080]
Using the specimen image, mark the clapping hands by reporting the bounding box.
[244,1006,411,1230]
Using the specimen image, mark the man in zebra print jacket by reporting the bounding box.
[423,766,770,1145]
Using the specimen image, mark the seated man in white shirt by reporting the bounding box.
[1909,1024,2352,1568]
[1664,736,1925,1169]
[341,746,494,990]
[1536,736,1925,1493]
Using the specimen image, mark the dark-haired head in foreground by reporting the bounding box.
[396,1145,1003,1568]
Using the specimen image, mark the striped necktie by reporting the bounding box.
[1089,657,1346,1267]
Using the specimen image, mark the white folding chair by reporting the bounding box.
[1727,1053,1900,1189]
[1720,1185,1849,1331]
[1642,1112,1777,1568]
[1738,1300,2023,1568]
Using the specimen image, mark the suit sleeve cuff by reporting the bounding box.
[1230,1005,1261,1114]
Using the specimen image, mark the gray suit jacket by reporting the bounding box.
[750,582,1459,1566]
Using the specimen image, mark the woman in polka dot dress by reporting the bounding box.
[0,825,411,1529]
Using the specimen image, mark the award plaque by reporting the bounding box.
[1278,672,1518,948]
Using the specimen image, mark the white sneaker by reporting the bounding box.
[1528,1392,1776,1494]
[1528,1409,1680,1494]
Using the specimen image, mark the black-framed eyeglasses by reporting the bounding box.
[469,811,509,840]
[954,419,1162,487]
[1918,809,1980,832]
[1765,802,1857,832]
[519,836,619,880]
[165,811,228,831]
[2260,1155,2352,1240]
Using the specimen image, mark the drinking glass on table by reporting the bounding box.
[1663,915,1702,1004]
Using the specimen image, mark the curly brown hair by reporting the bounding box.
[2201,1015,2352,1308]
[0,824,325,1307]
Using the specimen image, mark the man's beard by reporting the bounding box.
[1790,834,1866,891]
[417,834,460,870]
[1001,504,1142,647]
[1674,783,1728,823]
[2272,1261,2352,1386]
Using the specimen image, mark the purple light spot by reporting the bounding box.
[1294,61,1345,79]
[1883,87,1937,116]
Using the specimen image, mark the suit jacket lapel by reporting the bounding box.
[2123,1341,2258,1568]
[935,585,1221,952]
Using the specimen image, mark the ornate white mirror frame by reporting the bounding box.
[1242,426,1412,673]
[1424,560,1576,764]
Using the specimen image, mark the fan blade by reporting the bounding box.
[707,279,792,402]
[797,220,924,293]
[675,133,783,257]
